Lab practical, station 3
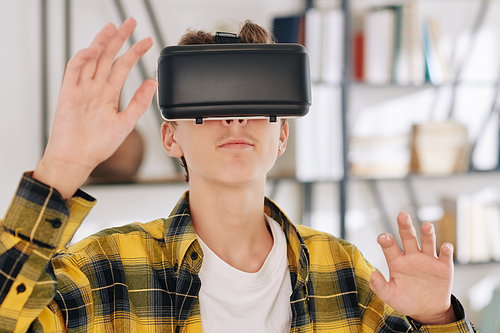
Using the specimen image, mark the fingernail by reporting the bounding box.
[442,243,453,254]
[398,212,410,223]
[378,234,390,242]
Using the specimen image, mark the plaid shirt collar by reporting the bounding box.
[164,191,310,292]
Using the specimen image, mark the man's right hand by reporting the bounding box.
[33,18,158,199]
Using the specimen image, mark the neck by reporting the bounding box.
[188,176,273,273]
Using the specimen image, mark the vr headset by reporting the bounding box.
[156,32,311,124]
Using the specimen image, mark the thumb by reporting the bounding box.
[370,270,390,301]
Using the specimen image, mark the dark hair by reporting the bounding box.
[171,20,278,182]
[178,20,273,46]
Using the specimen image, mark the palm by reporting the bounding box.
[34,18,157,198]
[46,18,156,170]
[370,213,457,325]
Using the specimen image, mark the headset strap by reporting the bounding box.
[215,31,241,44]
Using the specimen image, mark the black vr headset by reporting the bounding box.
[156,32,311,124]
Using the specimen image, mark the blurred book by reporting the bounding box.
[363,2,426,85]
[422,18,449,85]
[305,8,323,82]
[303,8,343,84]
[352,31,364,81]
[349,134,410,178]
[438,187,500,264]
[410,121,469,175]
[364,7,395,84]
[295,84,343,182]
[322,9,344,84]
[272,14,305,44]
[400,1,425,85]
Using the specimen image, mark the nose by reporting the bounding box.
[222,119,248,126]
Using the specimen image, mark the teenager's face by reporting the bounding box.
[162,118,288,186]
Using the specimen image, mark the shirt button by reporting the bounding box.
[191,251,198,260]
[16,283,26,294]
[47,218,62,228]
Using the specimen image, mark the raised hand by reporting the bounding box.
[33,18,158,199]
[369,212,457,325]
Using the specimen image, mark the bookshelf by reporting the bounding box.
[345,0,500,268]
[320,3,500,324]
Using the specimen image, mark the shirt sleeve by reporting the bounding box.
[0,172,95,332]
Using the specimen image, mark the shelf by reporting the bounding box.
[82,173,300,188]
[352,81,499,88]
[455,260,500,267]
[348,169,500,182]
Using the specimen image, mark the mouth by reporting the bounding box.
[219,138,254,150]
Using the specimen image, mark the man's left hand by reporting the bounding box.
[370,212,457,325]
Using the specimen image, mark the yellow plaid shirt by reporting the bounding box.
[0,173,476,332]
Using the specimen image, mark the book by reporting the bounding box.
[364,7,396,84]
[422,18,446,85]
[349,135,410,178]
[485,204,500,262]
[400,1,425,85]
[410,121,469,175]
[272,15,304,43]
[390,6,404,83]
[469,200,491,263]
[362,2,426,85]
[295,84,343,182]
[305,8,323,82]
[439,191,500,264]
[437,197,458,257]
[322,9,344,84]
[303,8,344,84]
[352,31,364,81]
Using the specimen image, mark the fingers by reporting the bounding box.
[380,213,448,262]
[62,47,100,87]
[377,233,402,264]
[60,17,153,107]
[420,222,437,257]
[79,22,118,81]
[369,270,390,302]
[439,243,454,266]
[397,212,420,254]
[93,17,138,80]
[107,37,154,87]
[121,78,158,127]
[69,17,139,84]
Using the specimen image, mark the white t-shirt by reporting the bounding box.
[197,215,292,333]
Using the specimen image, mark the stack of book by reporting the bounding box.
[439,190,500,264]
[348,134,411,178]
[410,121,469,175]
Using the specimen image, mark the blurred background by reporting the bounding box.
[1,0,500,330]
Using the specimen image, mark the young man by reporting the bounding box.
[0,18,476,332]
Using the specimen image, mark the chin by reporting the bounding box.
[214,171,268,187]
